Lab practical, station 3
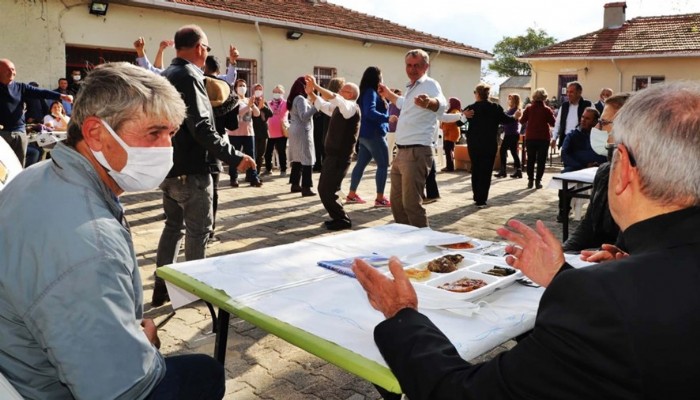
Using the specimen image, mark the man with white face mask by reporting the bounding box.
[0,62,225,399]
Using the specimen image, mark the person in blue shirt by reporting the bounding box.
[346,66,392,207]
[559,107,607,222]
[0,59,72,166]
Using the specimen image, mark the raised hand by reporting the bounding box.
[496,219,565,288]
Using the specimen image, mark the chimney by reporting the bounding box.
[604,2,627,29]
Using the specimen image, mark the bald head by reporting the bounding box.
[174,25,209,68]
[339,83,359,101]
[0,59,16,85]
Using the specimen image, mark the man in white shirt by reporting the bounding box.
[379,49,446,228]
[305,75,361,231]
[552,81,591,149]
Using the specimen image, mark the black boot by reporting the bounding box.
[494,171,507,178]
[510,169,522,178]
[535,180,543,189]
[151,275,170,307]
[527,179,534,189]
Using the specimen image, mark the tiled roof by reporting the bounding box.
[162,0,491,59]
[520,13,700,60]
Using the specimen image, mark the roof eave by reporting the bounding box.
[517,51,700,62]
[118,0,492,60]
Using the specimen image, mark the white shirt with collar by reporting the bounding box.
[394,75,447,147]
[552,101,581,140]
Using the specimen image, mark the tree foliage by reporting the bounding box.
[489,28,556,77]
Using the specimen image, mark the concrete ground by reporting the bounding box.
[123,156,578,399]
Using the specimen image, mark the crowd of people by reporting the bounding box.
[2,22,698,400]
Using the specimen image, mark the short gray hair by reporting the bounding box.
[613,81,700,206]
[405,49,430,65]
[532,88,548,102]
[67,62,186,145]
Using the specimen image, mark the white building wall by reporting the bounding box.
[2,1,481,100]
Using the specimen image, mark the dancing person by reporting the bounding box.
[287,76,317,197]
[494,93,523,178]
[378,49,446,227]
[519,88,555,189]
[346,66,391,207]
[463,83,520,208]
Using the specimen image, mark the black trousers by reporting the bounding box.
[264,137,287,172]
[318,155,352,222]
[289,161,313,188]
[210,172,220,231]
[443,140,455,171]
[425,159,439,199]
[468,144,497,204]
[254,133,267,173]
[526,139,549,182]
[499,134,521,173]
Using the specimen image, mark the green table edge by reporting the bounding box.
[157,266,402,394]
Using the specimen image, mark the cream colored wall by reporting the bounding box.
[529,57,700,101]
[2,0,481,100]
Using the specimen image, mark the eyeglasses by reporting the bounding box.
[597,118,613,128]
[200,43,211,52]
[616,143,637,167]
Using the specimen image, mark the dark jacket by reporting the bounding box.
[324,107,360,159]
[1,81,61,132]
[464,100,516,150]
[563,162,621,252]
[375,206,700,400]
[162,58,243,177]
[557,99,592,147]
[561,127,607,172]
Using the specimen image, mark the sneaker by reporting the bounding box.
[345,194,366,204]
[374,198,391,207]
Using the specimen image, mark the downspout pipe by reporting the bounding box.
[610,58,622,92]
[255,20,264,87]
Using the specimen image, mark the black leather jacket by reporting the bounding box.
[162,58,243,177]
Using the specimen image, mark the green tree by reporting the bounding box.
[489,28,556,77]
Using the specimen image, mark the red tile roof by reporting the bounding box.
[161,0,491,59]
[520,13,700,60]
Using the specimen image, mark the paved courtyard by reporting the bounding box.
[123,156,578,399]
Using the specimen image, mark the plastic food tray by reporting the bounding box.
[405,255,522,301]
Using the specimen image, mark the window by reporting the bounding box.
[228,58,257,89]
[314,66,337,89]
[633,76,664,91]
[556,74,578,106]
[65,45,137,80]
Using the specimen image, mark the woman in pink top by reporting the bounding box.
[263,84,288,176]
[227,79,262,187]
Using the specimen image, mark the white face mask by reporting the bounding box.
[254,90,263,98]
[590,127,611,156]
[237,86,247,97]
[272,93,282,100]
[91,119,173,192]
[72,75,81,82]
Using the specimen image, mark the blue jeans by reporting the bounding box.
[156,174,213,267]
[228,135,260,182]
[350,135,389,194]
[148,354,225,400]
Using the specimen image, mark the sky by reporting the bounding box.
[328,0,699,84]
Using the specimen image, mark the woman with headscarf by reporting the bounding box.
[287,76,317,196]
